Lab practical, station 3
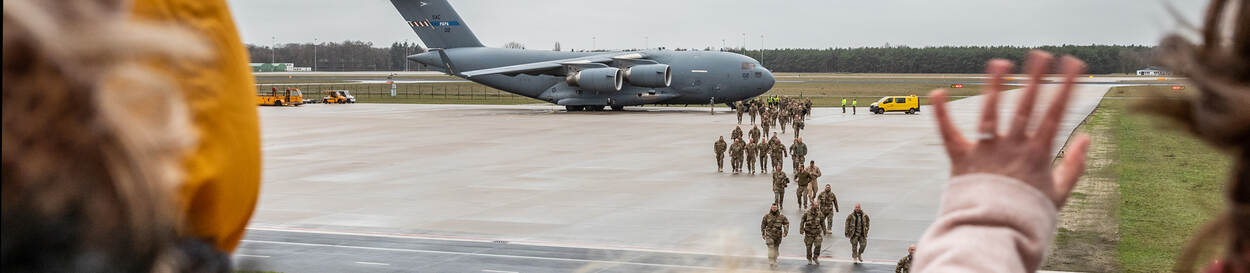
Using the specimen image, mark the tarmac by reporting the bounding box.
[236,84,1110,272]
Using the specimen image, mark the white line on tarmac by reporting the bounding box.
[243,239,778,272]
[481,270,519,273]
[354,261,390,266]
[234,254,270,258]
[246,226,895,266]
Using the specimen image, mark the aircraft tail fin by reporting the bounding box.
[390,0,484,49]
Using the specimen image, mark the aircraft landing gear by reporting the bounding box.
[611,105,624,111]
[566,105,583,111]
[586,105,606,111]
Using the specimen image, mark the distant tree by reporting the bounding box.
[504,41,525,49]
[552,41,561,51]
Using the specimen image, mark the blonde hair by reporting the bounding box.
[1146,0,1250,271]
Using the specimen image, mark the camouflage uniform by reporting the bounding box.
[789,140,807,173]
[714,138,727,172]
[749,126,761,142]
[760,210,789,266]
[895,253,913,273]
[731,126,743,140]
[729,138,745,173]
[745,140,759,174]
[749,100,760,124]
[818,188,839,232]
[845,209,870,261]
[758,140,770,173]
[761,113,771,136]
[804,99,813,119]
[735,101,745,124]
[769,138,788,170]
[800,207,826,263]
[794,168,811,209]
[772,170,789,209]
[793,116,805,137]
[778,110,788,133]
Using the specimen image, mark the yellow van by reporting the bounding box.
[869,95,919,114]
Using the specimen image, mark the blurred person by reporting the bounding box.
[713,136,726,172]
[896,245,915,273]
[2,0,260,272]
[731,125,743,140]
[1148,0,1249,271]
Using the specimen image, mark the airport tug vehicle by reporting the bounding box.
[322,90,357,104]
[257,87,304,106]
[869,95,920,114]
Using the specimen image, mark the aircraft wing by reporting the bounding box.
[459,52,648,78]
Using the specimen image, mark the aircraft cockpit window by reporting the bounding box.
[741,62,755,70]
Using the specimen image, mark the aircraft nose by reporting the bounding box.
[761,69,775,91]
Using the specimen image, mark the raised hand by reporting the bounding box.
[929,50,1092,208]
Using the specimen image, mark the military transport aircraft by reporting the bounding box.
[392,0,775,111]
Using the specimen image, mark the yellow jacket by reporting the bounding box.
[131,0,261,253]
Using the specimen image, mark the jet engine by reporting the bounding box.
[566,67,623,92]
[624,64,671,87]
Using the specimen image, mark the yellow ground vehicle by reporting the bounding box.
[257,88,304,106]
[869,95,920,114]
[322,90,356,104]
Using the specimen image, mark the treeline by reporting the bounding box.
[246,41,426,71]
[729,45,1157,74]
[247,41,1156,74]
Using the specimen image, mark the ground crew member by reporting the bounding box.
[790,138,807,173]
[735,101,745,124]
[841,98,847,113]
[745,138,759,174]
[852,98,858,115]
[769,134,788,170]
[895,245,915,273]
[730,137,745,173]
[749,125,761,141]
[772,166,789,210]
[845,203,870,263]
[792,114,805,137]
[795,165,811,209]
[760,204,789,268]
[818,184,839,233]
[731,126,743,140]
[800,202,826,265]
[714,136,727,172]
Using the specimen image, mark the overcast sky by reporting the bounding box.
[227,0,1208,50]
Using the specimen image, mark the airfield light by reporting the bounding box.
[1171,85,1185,91]
[951,84,965,88]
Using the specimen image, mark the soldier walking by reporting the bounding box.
[745,138,759,174]
[769,134,788,171]
[714,136,727,172]
[790,138,807,173]
[895,245,915,273]
[792,114,805,137]
[761,112,772,136]
[804,99,813,119]
[758,138,770,174]
[749,125,761,142]
[735,101,745,124]
[772,166,789,210]
[807,161,823,203]
[800,202,826,265]
[818,184,839,233]
[731,125,743,140]
[730,137,745,173]
[844,204,870,263]
[760,204,789,268]
[749,100,760,124]
[794,165,811,209]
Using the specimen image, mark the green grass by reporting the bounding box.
[1110,86,1229,272]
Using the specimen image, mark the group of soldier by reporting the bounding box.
[713,96,914,271]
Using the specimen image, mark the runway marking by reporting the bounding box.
[354,261,390,266]
[234,254,270,258]
[246,226,895,265]
[243,239,781,272]
[481,270,518,273]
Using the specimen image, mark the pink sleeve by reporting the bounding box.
[913,173,1057,273]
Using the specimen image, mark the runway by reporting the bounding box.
[238,84,1109,272]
